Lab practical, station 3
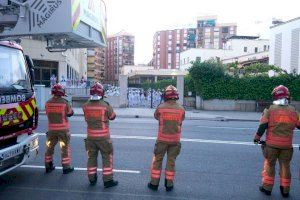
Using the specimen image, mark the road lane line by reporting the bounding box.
[36,132,300,148]
[21,165,140,174]
[196,125,300,132]
[197,126,255,130]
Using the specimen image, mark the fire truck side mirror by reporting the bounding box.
[25,55,35,85]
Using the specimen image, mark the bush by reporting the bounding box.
[189,61,300,101]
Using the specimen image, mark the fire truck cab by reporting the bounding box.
[0,41,39,175]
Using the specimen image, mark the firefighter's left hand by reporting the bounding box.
[253,134,261,144]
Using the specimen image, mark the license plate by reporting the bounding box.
[0,147,23,162]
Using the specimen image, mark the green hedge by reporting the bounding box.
[189,61,300,101]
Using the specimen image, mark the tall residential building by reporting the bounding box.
[87,48,105,82]
[152,28,196,69]
[105,31,135,84]
[196,16,237,49]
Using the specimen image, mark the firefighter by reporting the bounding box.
[82,82,118,188]
[253,85,300,197]
[45,83,74,174]
[148,85,185,192]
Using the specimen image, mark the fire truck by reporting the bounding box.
[0,0,107,175]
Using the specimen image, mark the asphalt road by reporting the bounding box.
[1,116,300,200]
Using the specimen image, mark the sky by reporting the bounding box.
[104,0,300,65]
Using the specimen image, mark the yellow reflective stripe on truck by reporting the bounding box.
[16,106,28,121]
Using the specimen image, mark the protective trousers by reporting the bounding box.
[150,141,181,187]
[261,145,293,193]
[85,138,114,182]
[45,131,71,169]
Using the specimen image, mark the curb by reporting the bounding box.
[39,112,258,122]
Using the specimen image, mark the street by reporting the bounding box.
[1,116,300,200]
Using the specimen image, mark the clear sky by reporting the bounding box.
[105,0,300,64]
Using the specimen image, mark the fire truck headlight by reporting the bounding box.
[30,138,39,149]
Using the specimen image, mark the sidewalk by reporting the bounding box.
[39,108,261,122]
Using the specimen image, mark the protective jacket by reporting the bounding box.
[45,97,74,132]
[154,100,185,143]
[83,100,116,139]
[257,105,300,149]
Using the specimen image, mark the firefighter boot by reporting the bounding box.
[280,186,289,198]
[89,175,98,186]
[259,186,271,196]
[147,182,158,191]
[165,179,173,192]
[104,180,118,188]
[45,162,55,173]
[63,166,74,174]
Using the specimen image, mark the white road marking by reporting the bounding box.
[21,165,140,174]
[196,125,300,132]
[197,126,256,130]
[36,132,300,148]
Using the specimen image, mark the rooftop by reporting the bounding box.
[270,16,300,29]
[227,35,259,40]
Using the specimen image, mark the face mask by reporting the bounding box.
[273,98,288,106]
[90,95,102,101]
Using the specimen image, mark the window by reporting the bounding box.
[244,47,248,52]
[222,27,229,33]
[263,45,267,51]
[168,34,172,40]
[168,53,172,64]
[205,28,211,33]
[255,47,258,53]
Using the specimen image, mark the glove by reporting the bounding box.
[253,134,261,144]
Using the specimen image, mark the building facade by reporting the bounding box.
[152,28,196,70]
[105,31,135,84]
[87,48,105,82]
[269,17,300,74]
[180,36,269,70]
[196,16,237,49]
[21,37,87,87]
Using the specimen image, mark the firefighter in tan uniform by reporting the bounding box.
[83,82,118,188]
[148,85,185,192]
[45,83,74,174]
[254,85,300,198]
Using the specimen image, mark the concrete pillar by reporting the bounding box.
[176,75,184,105]
[119,75,128,108]
[58,61,67,82]
[34,85,46,111]
[196,96,203,110]
[154,76,158,82]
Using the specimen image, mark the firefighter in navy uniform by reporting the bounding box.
[254,85,300,198]
[148,85,185,192]
[45,83,74,174]
[82,82,118,188]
